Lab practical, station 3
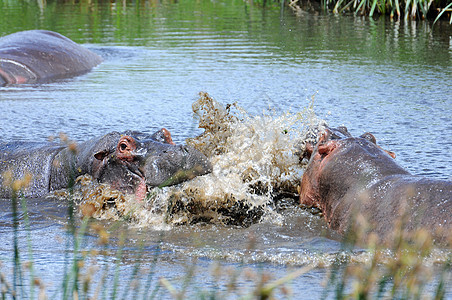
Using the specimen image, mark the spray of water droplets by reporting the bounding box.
[68,92,326,228]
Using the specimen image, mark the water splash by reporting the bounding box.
[66,92,326,228]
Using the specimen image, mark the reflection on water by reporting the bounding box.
[0,0,451,298]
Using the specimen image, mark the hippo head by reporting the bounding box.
[299,126,396,209]
[83,129,212,199]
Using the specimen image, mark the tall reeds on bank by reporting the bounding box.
[265,0,452,21]
[324,0,452,20]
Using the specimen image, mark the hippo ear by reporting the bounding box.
[337,126,350,135]
[360,133,396,159]
[151,128,175,145]
[360,132,377,144]
[302,143,314,160]
[382,148,396,159]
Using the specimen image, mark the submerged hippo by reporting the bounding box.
[0,129,212,199]
[0,30,102,85]
[300,126,451,244]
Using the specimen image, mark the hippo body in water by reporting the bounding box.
[0,30,102,85]
[300,126,451,244]
[0,129,212,199]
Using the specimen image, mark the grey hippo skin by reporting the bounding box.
[0,30,102,85]
[0,129,212,199]
[300,126,451,245]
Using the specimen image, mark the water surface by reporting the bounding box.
[0,0,451,298]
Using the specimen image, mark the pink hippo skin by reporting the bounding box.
[300,126,451,245]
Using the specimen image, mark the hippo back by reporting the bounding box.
[0,142,64,198]
[0,30,102,83]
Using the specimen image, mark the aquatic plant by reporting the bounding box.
[330,0,415,18]
[434,1,452,23]
[281,0,452,20]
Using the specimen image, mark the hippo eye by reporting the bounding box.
[120,143,128,151]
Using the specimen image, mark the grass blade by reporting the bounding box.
[19,197,36,300]
[433,2,452,25]
[355,0,369,15]
[370,0,379,16]
[333,0,344,13]
[394,0,401,18]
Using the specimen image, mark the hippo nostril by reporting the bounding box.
[180,145,190,154]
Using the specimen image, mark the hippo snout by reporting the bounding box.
[143,144,212,187]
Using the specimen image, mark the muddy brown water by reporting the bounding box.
[0,0,451,298]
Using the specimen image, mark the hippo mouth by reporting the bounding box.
[123,160,149,200]
[142,145,212,188]
[0,58,38,84]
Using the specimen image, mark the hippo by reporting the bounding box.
[0,30,102,85]
[300,126,451,245]
[0,129,212,199]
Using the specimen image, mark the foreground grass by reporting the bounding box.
[323,225,452,299]
[1,175,451,299]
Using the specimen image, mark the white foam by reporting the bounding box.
[70,92,327,228]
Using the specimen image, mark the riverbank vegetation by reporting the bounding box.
[253,0,452,21]
[285,0,452,21]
